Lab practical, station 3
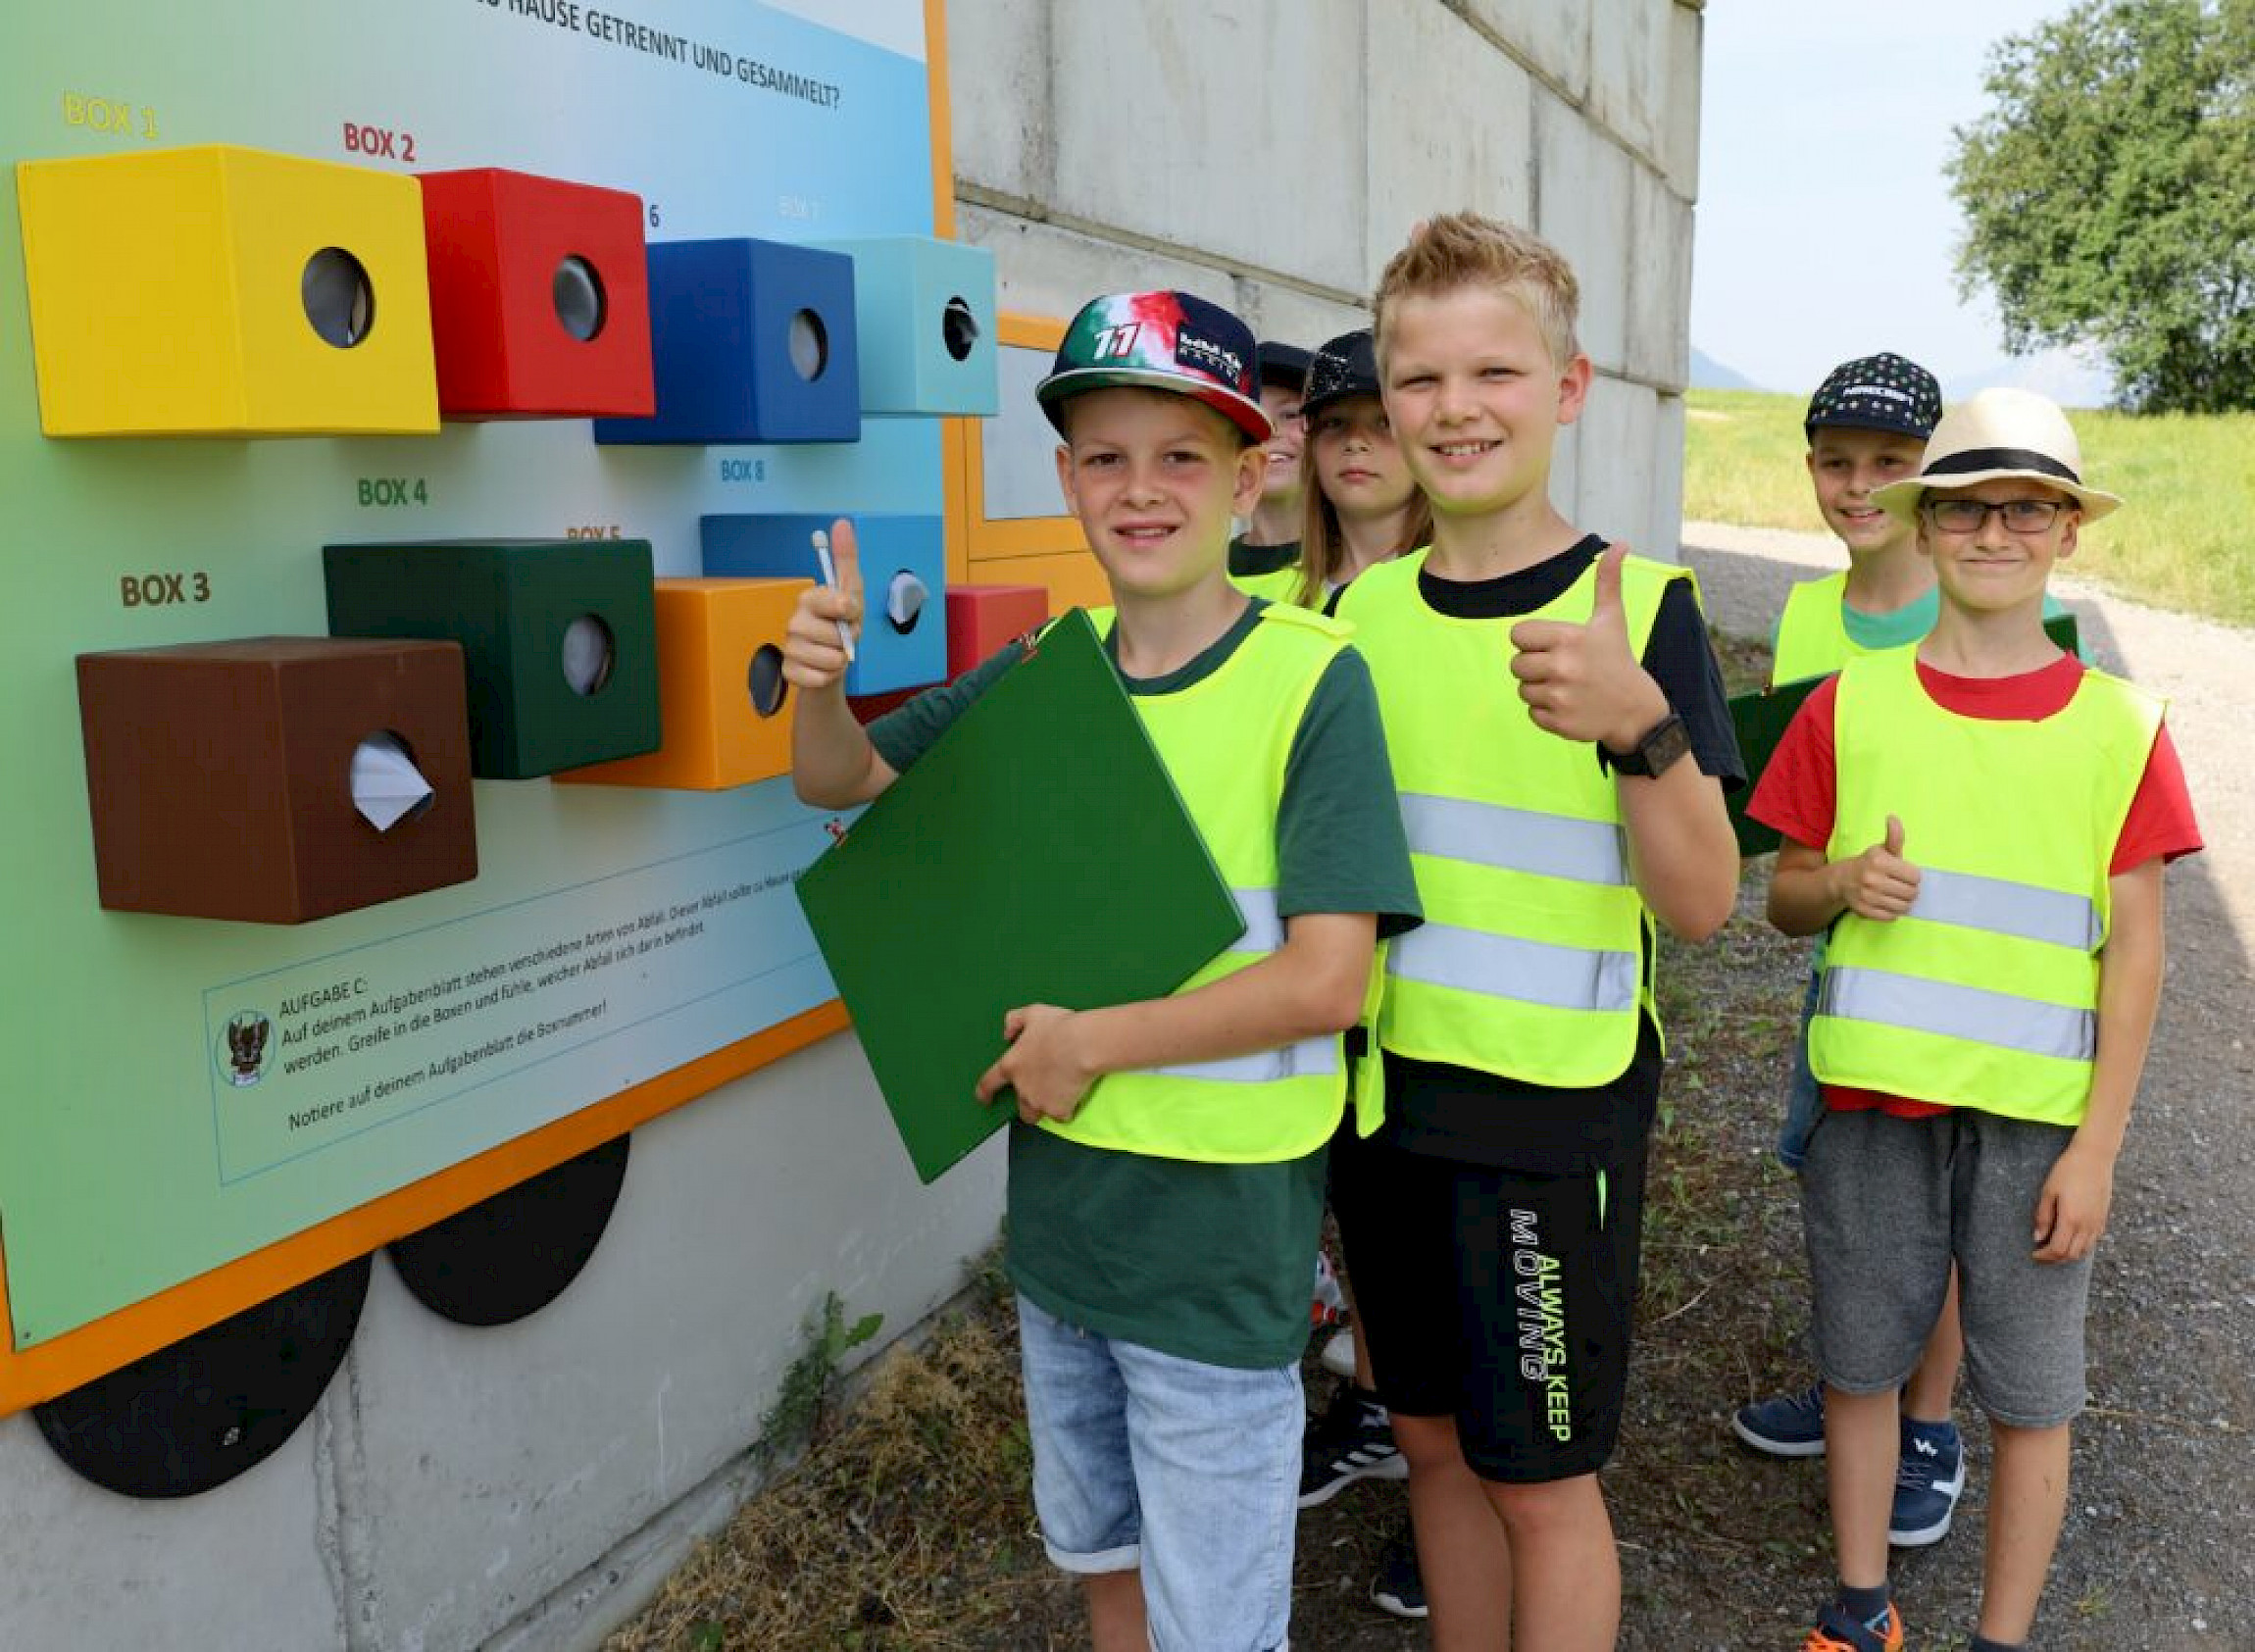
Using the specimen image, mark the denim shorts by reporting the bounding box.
[1778,966,1826,1171]
[1015,1293,1300,1652]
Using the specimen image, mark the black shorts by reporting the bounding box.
[1329,1129,1649,1483]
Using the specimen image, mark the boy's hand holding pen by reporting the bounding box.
[781,517,864,691]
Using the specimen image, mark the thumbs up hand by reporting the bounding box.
[781,517,863,691]
[1507,543,1670,749]
[1836,814,1921,921]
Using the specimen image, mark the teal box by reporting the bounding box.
[700,513,945,696]
[811,236,997,417]
[324,539,661,778]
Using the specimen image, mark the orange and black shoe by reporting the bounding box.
[1802,1600,1904,1652]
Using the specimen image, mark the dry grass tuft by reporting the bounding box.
[605,1283,1079,1652]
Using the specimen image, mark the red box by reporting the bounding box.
[419,168,655,419]
[946,583,1050,676]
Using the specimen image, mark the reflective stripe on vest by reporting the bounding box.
[1041,603,1362,1163]
[1397,793,1629,887]
[1909,867,2102,952]
[1338,548,1690,1087]
[1819,965,2095,1064]
[1388,923,1640,1014]
[1809,648,2163,1124]
[1150,885,1342,1083]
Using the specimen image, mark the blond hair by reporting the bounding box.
[1372,212,1581,369]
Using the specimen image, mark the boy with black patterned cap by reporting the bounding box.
[1753,387,2199,1652]
[1734,354,1978,1544]
[1229,339,1312,590]
[783,289,1420,1652]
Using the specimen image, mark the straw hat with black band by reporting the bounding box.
[1871,386,2122,524]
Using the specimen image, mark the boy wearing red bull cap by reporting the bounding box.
[782,289,1421,1652]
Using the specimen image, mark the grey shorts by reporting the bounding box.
[1800,1105,2093,1428]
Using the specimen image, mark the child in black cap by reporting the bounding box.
[1229,340,1312,587]
[1285,328,1432,613]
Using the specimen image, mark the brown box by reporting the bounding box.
[76,637,478,923]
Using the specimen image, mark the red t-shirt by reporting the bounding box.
[1750,653,2202,1118]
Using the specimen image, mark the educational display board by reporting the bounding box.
[0,0,981,1387]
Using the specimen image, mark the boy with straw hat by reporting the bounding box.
[1748,388,2201,1652]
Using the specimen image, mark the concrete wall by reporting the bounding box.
[953,0,1706,556]
[0,6,1703,1650]
[0,1036,1006,1652]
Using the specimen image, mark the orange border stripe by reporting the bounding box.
[0,1004,848,1415]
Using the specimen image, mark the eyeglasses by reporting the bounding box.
[1922,497,2072,535]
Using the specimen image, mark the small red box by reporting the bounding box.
[419,168,655,419]
[946,584,1050,676]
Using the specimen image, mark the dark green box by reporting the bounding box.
[324,538,661,778]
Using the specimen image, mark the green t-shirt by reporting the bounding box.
[867,601,1422,1368]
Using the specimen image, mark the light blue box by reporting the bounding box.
[700,513,946,696]
[811,236,997,417]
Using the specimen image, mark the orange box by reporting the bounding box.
[555,577,808,790]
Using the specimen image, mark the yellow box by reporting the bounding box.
[17,145,439,436]
[555,578,811,791]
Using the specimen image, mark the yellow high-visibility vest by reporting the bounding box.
[1337,548,1690,1086]
[1810,648,2162,1125]
[1773,571,1868,686]
[1046,601,1363,1160]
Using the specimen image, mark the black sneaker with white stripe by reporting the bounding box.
[1297,1381,1406,1508]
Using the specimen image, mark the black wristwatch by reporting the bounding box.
[1604,710,1691,777]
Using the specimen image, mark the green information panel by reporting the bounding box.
[0,0,959,1359]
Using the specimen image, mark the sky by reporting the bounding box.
[1688,0,2112,404]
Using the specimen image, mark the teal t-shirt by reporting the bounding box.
[866,600,1422,1367]
[1771,583,2087,660]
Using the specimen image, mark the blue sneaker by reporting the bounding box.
[1732,1381,1827,1457]
[1368,1523,1427,1620]
[1888,1418,1966,1546]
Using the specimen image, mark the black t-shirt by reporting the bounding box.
[1228,534,1300,578]
[1377,534,1745,1173]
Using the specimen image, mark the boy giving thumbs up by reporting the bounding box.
[1328,213,1743,1646]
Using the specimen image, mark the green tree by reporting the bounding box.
[1949,0,2255,413]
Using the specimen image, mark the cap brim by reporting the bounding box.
[1301,380,1382,421]
[1873,471,2123,524]
[1037,367,1274,442]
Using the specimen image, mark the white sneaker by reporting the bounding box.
[1320,1327,1357,1379]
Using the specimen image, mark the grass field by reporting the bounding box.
[1683,389,2255,628]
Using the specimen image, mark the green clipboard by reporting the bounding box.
[1729,611,2082,857]
[795,608,1247,1182]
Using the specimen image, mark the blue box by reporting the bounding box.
[811,236,998,416]
[700,514,945,696]
[593,238,860,445]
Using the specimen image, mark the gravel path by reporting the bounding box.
[1682,522,2255,1650]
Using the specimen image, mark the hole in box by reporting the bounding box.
[885,571,927,635]
[747,644,787,718]
[942,296,979,362]
[562,615,616,696]
[303,248,376,348]
[787,308,828,381]
[350,729,436,832]
[554,254,608,341]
